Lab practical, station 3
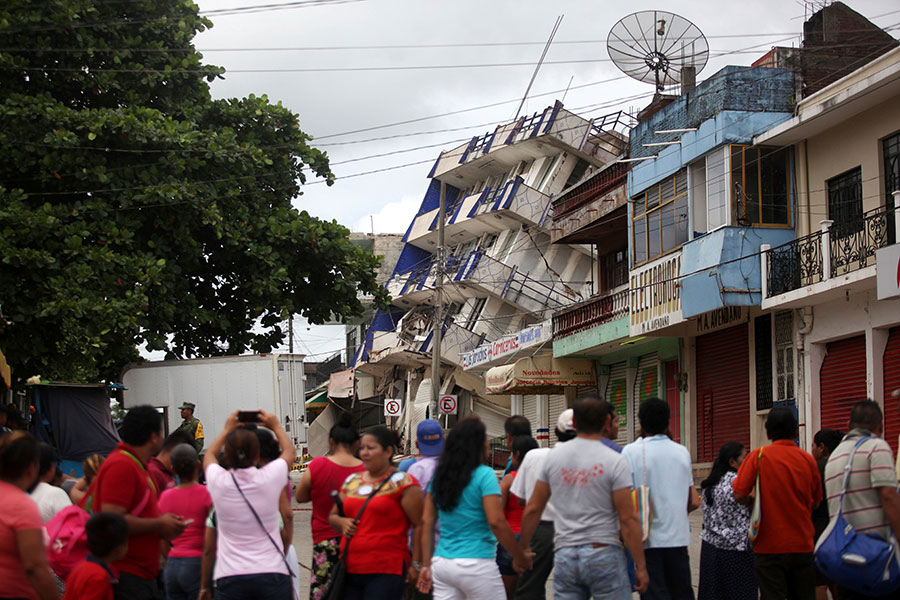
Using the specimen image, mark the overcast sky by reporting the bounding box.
[185,0,899,363]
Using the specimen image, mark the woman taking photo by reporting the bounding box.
[328,426,422,600]
[0,432,59,600]
[698,441,756,600]
[295,412,363,600]
[417,416,532,600]
[201,410,296,600]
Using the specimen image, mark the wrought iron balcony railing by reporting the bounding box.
[764,203,897,298]
[552,287,630,339]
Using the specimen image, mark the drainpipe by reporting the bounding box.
[801,140,811,238]
[795,306,814,450]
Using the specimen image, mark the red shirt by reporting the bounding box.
[733,440,822,554]
[308,457,364,544]
[91,443,161,578]
[503,471,524,534]
[147,457,175,494]
[340,471,418,575]
[62,559,115,600]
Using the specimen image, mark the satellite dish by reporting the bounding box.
[608,11,709,92]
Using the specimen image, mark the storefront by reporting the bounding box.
[695,319,751,463]
[883,327,900,455]
[819,335,867,433]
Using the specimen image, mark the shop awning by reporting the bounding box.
[306,390,329,409]
[485,356,595,395]
[328,369,355,399]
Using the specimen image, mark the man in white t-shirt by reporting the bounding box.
[29,443,71,522]
[509,409,576,600]
[520,397,648,600]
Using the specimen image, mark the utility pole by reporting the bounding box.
[431,180,446,418]
[288,314,294,354]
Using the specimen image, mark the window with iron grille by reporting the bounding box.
[755,314,773,411]
[884,132,899,244]
[828,167,863,237]
[775,310,794,403]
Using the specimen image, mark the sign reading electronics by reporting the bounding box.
[461,320,551,370]
[630,252,684,337]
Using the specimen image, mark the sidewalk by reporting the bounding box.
[291,501,705,599]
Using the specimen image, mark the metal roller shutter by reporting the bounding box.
[819,335,867,433]
[606,362,629,447]
[412,379,432,441]
[633,354,659,439]
[884,328,900,456]
[473,399,509,441]
[548,394,568,446]
[696,324,750,463]
[523,394,539,437]
[576,382,598,399]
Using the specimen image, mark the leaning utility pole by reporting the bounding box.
[430,180,446,418]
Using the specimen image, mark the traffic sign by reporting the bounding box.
[439,394,457,415]
[384,398,402,417]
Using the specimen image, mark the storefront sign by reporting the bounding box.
[461,320,551,370]
[877,244,900,300]
[693,306,747,335]
[629,253,684,336]
[485,356,596,394]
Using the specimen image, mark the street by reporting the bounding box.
[290,499,705,598]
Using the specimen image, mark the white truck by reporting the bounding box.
[121,354,307,450]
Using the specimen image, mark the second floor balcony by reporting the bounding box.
[762,203,898,305]
[550,162,629,245]
[553,286,630,340]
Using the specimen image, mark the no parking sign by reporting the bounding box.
[439,395,457,415]
[384,398,402,417]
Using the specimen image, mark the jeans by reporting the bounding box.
[115,572,164,600]
[163,557,202,600]
[216,573,292,600]
[342,572,406,600]
[553,544,632,600]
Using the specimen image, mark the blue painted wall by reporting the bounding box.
[679,227,796,317]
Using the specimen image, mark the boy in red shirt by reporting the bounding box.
[63,512,129,600]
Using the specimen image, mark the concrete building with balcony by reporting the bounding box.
[755,44,900,452]
[349,102,630,449]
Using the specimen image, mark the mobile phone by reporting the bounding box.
[181,519,194,526]
[237,410,261,423]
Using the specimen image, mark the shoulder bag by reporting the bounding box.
[749,448,762,544]
[230,472,296,579]
[320,470,397,600]
[814,436,900,596]
[631,438,653,542]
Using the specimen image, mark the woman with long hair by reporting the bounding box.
[0,431,59,600]
[295,412,363,600]
[328,426,422,600]
[417,416,532,600]
[698,441,756,600]
[159,443,212,600]
[200,410,296,600]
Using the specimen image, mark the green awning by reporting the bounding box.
[306,390,329,408]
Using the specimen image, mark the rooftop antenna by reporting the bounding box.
[514,14,563,120]
[607,10,709,93]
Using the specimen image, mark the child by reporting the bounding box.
[63,512,129,600]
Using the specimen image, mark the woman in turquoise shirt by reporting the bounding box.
[416,416,532,600]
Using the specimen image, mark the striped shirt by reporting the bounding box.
[824,429,897,540]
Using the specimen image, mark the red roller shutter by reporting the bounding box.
[819,335,867,433]
[696,324,750,463]
[882,328,900,456]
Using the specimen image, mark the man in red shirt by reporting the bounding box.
[90,405,187,600]
[733,406,822,600]
[147,430,193,493]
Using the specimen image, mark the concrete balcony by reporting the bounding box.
[552,286,631,358]
[387,249,578,314]
[550,162,629,245]
[761,204,899,309]
[429,103,629,188]
[406,177,553,251]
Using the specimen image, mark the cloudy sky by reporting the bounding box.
[187,0,899,361]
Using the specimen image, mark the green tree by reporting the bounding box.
[0,0,389,383]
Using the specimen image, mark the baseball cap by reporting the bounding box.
[556,409,575,434]
[416,419,444,456]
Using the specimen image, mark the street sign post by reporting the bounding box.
[439,394,457,415]
[384,398,402,417]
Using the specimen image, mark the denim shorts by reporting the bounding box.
[495,534,520,576]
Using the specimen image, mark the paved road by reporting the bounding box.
[290,499,705,599]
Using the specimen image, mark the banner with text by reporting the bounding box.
[461,320,552,370]
[630,252,684,337]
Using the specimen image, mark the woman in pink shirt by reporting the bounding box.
[294,412,363,600]
[0,431,58,600]
[159,443,212,600]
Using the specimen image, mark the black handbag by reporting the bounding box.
[321,471,396,600]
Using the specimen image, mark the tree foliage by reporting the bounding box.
[0,0,389,383]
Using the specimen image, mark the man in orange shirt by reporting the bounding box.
[733,406,822,600]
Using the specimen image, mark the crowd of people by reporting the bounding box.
[4,394,900,600]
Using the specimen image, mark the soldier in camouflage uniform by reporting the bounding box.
[176,402,204,453]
